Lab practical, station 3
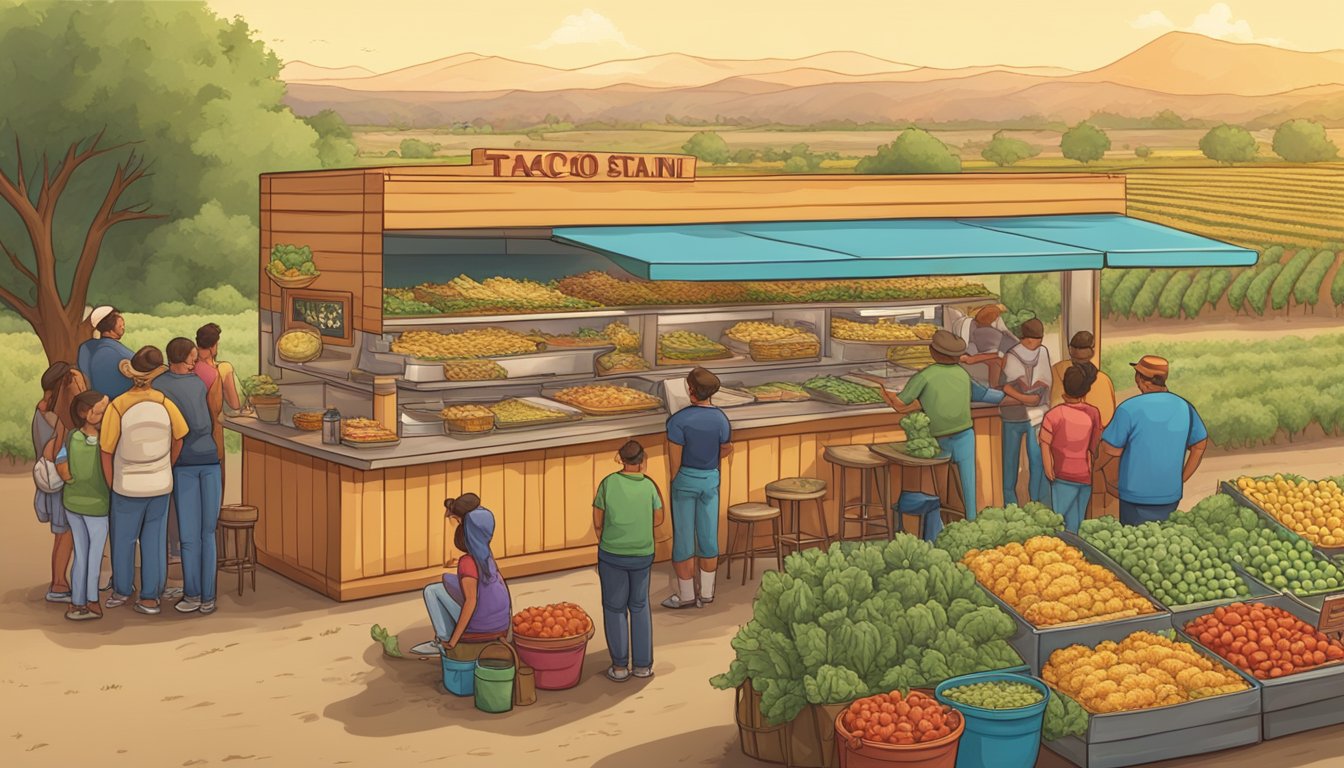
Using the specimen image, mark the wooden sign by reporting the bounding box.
[1320,593,1344,636]
[470,148,696,181]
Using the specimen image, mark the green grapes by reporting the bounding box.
[1080,517,1250,607]
[942,680,1044,710]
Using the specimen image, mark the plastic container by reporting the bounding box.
[512,629,593,690]
[934,672,1048,768]
[834,691,965,768]
[440,653,475,697]
[473,642,516,714]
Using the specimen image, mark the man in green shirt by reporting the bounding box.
[880,330,1033,528]
[593,440,664,682]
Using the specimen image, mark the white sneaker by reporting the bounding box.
[105,593,130,609]
[606,666,631,682]
[199,601,217,615]
[632,666,654,679]
[45,591,72,603]
[175,597,202,614]
[660,594,698,610]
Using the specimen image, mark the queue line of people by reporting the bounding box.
[33,307,243,620]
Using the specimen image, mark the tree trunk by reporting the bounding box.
[34,303,90,367]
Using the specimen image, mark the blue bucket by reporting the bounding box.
[441,652,476,697]
[934,671,1049,768]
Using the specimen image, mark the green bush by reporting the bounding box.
[981,132,1037,167]
[1226,267,1259,312]
[1205,268,1234,309]
[1099,268,1125,316]
[999,273,1062,326]
[1272,119,1339,163]
[0,311,257,459]
[1270,249,1313,311]
[1131,270,1175,319]
[1199,124,1258,165]
[1181,270,1211,318]
[1109,268,1152,318]
[399,138,439,159]
[1246,263,1283,316]
[1294,251,1335,307]
[1333,260,1344,307]
[1157,271,1193,318]
[682,131,732,165]
[855,128,961,174]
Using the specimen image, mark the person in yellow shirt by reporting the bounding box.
[1050,332,1116,427]
[101,347,189,616]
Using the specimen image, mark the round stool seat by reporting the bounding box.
[220,504,258,524]
[765,477,827,501]
[728,502,781,522]
[824,445,889,469]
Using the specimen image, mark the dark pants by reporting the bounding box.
[1119,500,1179,526]
[597,550,654,669]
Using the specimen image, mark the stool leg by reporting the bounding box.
[724,520,737,581]
[744,520,756,585]
[772,515,783,572]
[817,498,831,548]
[236,528,245,597]
[882,467,893,538]
[248,528,256,592]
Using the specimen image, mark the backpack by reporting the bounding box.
[33,451,64,495]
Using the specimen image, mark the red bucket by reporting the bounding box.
[512,627,595,690]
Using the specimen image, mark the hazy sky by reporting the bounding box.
[204,0,1344,73]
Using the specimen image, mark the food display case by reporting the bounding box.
[229,151,1253,600]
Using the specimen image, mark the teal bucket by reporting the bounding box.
[441,653,476,697]
[473,642,516,714]
[934,672,1049,768]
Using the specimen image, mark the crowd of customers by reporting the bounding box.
[32,307,244,620]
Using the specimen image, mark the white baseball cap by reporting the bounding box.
[88,306,115,327]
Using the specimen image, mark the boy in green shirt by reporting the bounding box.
[593,440,664,682]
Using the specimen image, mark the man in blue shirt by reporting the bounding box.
[662,367,731,610]
[1095,355,1209,525]
[77,306,132,401]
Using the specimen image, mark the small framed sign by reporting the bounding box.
[285,289,353,346]
[1319,593,1344,637]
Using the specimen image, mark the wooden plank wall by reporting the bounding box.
[260,170,385,335]
[243,412,1014,601]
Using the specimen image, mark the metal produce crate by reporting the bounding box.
[1043,631,1262,768]
[976,532,1172,671]
[1172,595,1344,740]
[1080,538,1278,614]
[1218,481,1344,613]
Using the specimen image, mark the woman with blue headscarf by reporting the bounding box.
[411,494,513,656]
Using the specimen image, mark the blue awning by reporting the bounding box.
[551,214,1255,281]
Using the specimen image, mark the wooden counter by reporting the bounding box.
[237,407,1018,601]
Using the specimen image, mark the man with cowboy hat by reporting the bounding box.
[100,346,189,615]
[78,306,133,401]
[880,330,1038,520]
[1095,355,1209,525]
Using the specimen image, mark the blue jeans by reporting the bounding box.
[110,492,170,601]
[174,464,223,603]
[671,467,720,561]
[1120,500,1179,526]
[597,550,654,669]
[1052,480,1092,533]
[937,429,978,521]
[1002,421,1050,507]
[424,580,464,641]
[68,512,109,607]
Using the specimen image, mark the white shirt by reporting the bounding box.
[1002,344,1053,425]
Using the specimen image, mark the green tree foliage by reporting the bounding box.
[782,156,810,173]
[0,1,323,354]
[855,128,961,174]
[1226,267,1259,313]
[1205,268,1234,309]
[1152,269,1187,318]
[1270,249,1313,311]
[399,138,439,159]
[1151,110,1186,129]
[1332,259,1344,308]
[681,131,731,165]
[1060,122,1111,164]
[1246,263,1283,316]
[1272,119,1340,163]
[980,132,1037,167]
[1181,270,1211,318]
[999,273,1061,325]
[1131,270,1175,319]
[731,148,759,164]
[303,109,357,167]
[1134,145,1152,159]
[1198,124,1258,165]
[1109,268,1152,318]
[1099,268,1126,316]
[1295,250,1335,308]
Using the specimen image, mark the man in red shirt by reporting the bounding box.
[1038,366,1103,532]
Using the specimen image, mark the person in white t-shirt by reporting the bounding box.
[1000,318,1053,507]
[100,347,189,616]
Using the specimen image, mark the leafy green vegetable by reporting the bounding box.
[935,502,1064,562]
[271,243,316,270]
[709,537,1023,725]
[900,411,939,458]
[1042,688,1089,741]
[370,624,403,657]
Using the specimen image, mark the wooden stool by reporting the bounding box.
[824,445,893,542]
[217,505,258,597]
[765,478,830,555]
[723,503,784,585]
[867,443,968,538]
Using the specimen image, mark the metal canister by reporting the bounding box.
[322,408,342,445]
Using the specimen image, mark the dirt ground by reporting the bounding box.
[3,444,1344,768]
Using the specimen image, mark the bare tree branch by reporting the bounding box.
[65,148,161,316]
[0,283,37,322]
[0,239,37,284]
[14,135,27,199]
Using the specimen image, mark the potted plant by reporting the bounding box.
[266,243,321,289]
[241,374,282,423]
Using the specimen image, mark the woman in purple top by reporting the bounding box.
[411,494,513,656]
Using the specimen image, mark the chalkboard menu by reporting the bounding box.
[286,290,352,345]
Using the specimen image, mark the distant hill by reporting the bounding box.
[282,33,1344,127]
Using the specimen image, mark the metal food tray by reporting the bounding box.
[489,397,584,430]
[341,437,401,450]
[1042,630,1262,768]
[979,532,1171,671]
[1080,537,1279,613]
[373,346,602,383]
[802,384,885,408]
[540,378,664,420]
[1219,481,1344,611]
[1172,594,1344,740]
